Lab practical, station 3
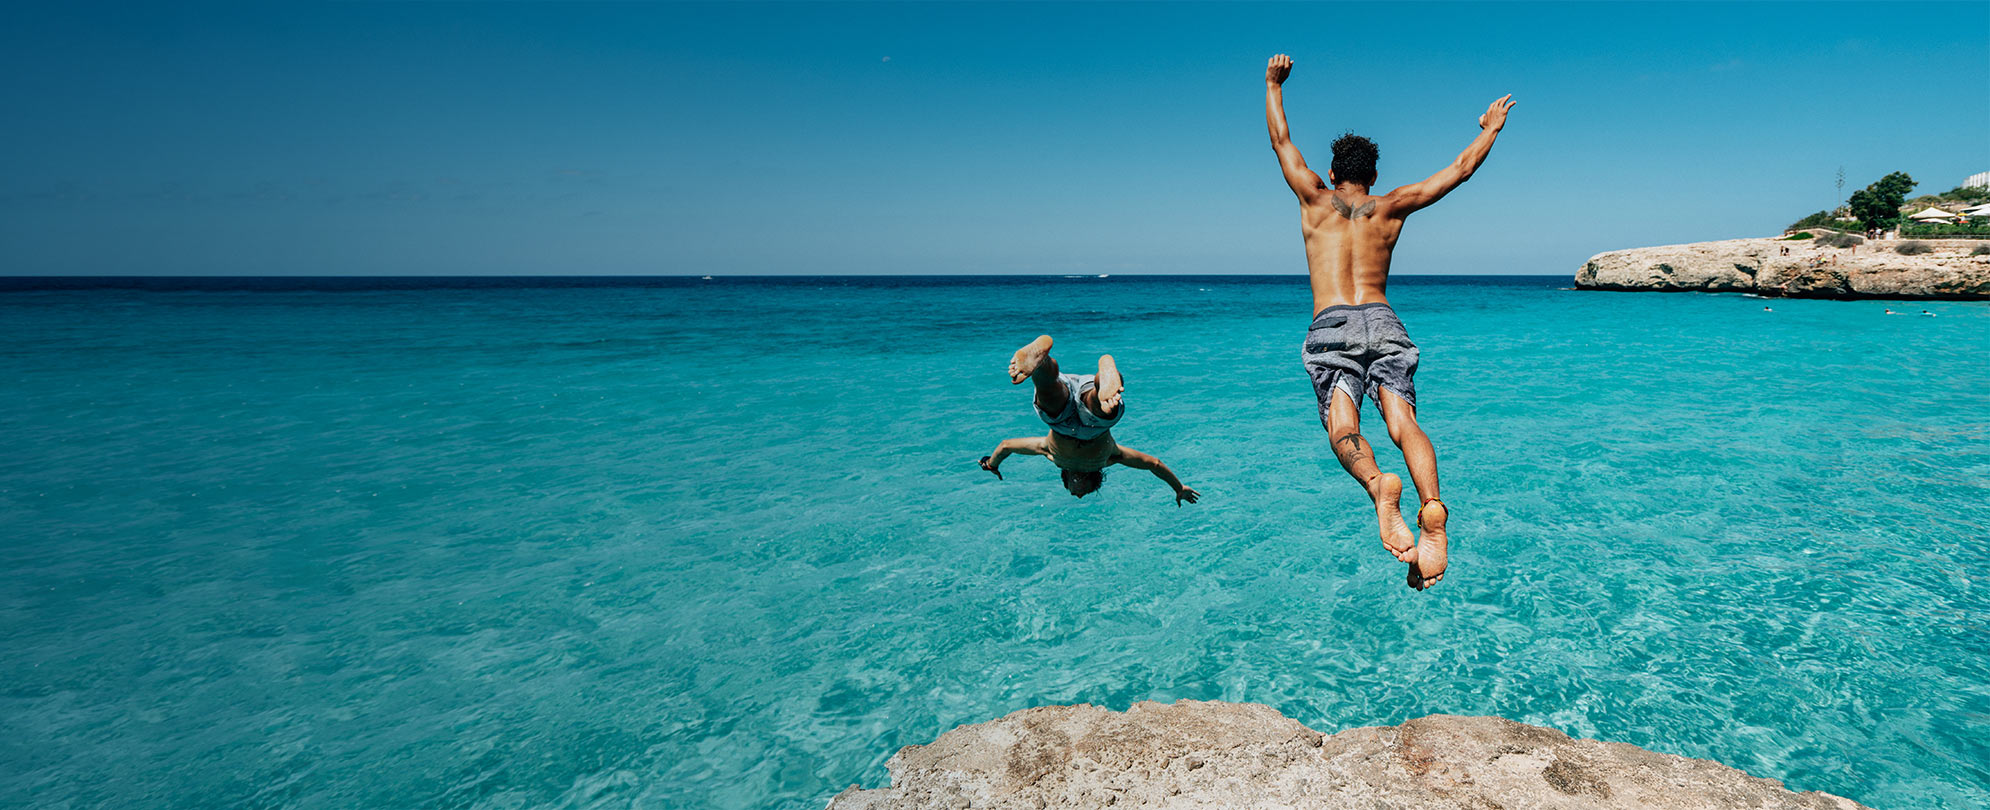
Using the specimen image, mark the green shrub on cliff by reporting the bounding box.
[1894,241,1932,256]
[1782,231,1814,240]
[1790,172,1951,233]
[1816,233,1863,248]
[1972,244,1990,256]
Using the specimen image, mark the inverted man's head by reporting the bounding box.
[1061,468,1103,498]
[1329,132,1379,188]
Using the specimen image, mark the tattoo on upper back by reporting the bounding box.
[1329,197,1377,220]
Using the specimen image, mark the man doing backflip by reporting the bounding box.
[979,335,1201,506]
[1264,53,1514,590]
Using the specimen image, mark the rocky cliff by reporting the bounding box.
[1575,235,1990,299]
[827,700,1868,809]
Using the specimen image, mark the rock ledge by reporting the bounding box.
[828,700,1868,809]
[1573,235,1990,299]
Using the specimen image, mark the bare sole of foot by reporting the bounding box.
[1009,335,1053,384]
[1412,499,1449,590]
[1094,354,1123,414]
[1371,474,1416,563]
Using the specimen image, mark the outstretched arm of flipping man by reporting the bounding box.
[1114,447,1201,506]
[980,437,1048,480]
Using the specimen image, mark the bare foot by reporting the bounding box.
[1094,354,1123,414]
[1009,335,1053,383]
[1369,474,1416,563]
[1413,499,1449,589]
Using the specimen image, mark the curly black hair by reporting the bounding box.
[1061,468,1104,498]
[1330,132,1379,187]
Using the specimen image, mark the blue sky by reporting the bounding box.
[2,2,1984,276]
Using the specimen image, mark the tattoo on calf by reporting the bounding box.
[1334,433,1372,462]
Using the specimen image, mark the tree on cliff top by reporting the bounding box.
[1847,172,1917,230]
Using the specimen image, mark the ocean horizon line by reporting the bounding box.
[0,273,1568,293]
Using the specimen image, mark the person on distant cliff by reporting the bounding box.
[1264,53,1513,590]
[978,335,1201,506]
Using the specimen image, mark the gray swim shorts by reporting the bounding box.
[1301,303,1419,425]
[1035,373,1122,440]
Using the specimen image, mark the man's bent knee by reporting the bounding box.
[1379,401,1421,445]
[1386,420,1417,446]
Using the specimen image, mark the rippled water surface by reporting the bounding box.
[2,275,1986,809]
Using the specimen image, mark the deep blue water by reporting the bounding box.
[2,275,1986,809]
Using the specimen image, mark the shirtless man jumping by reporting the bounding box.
[1264,53,1513,590]
[979,335,1201,506]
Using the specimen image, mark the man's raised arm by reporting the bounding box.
[1387,94,1516,213]
[1265,54,1324,201]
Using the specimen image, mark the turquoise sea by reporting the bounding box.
[2,275,1986,809]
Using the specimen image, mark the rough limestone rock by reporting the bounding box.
[1574,236,1990,299]
[827,700,1869,810]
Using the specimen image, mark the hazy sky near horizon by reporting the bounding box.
[2,2,1985,276]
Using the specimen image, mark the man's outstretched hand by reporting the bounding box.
[1175,486,1201,507]
[978,455,1003,480]
[1266,54,1292,86]
[1478,94,1516,131]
